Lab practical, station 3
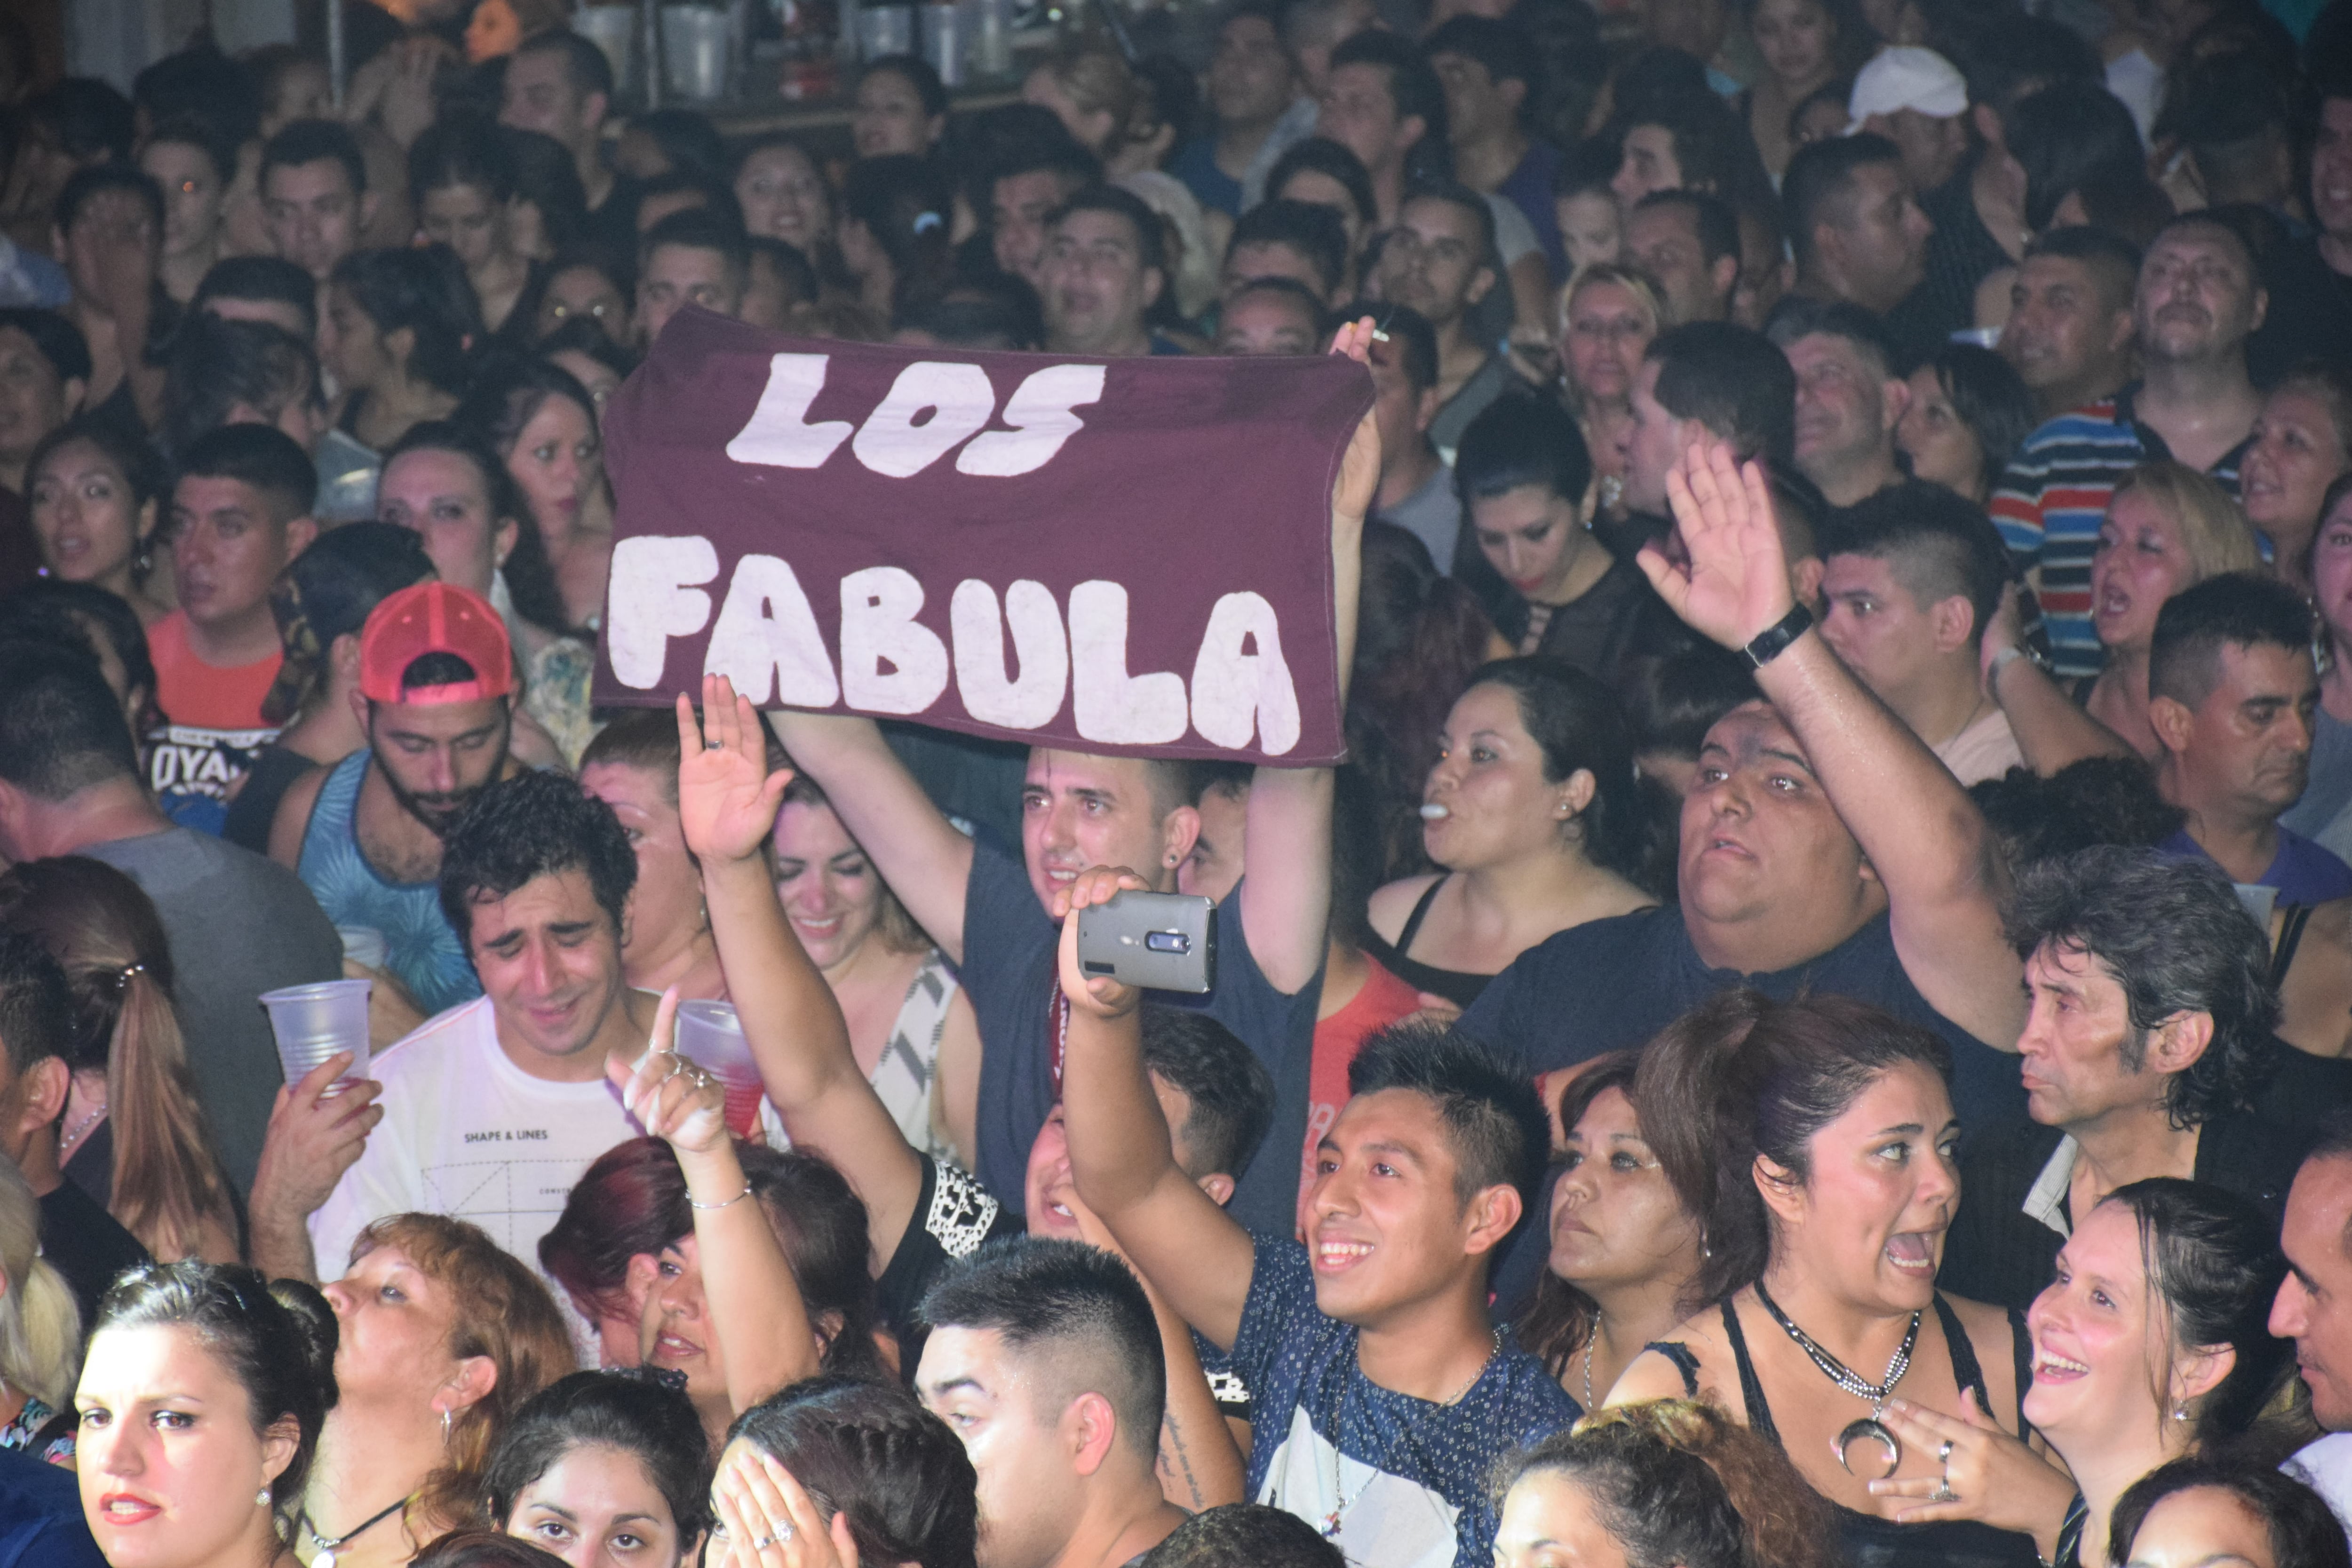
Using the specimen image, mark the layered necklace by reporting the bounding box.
[1754,1280,1918,1477]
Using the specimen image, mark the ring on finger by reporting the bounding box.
[1937,1439,1954,1465]
[1930,1479,1957,1504]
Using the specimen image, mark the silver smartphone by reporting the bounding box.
[1075,890,1217,994]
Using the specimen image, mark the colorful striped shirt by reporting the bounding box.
[1988,385,2245,678]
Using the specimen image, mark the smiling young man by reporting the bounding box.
[271,581,522,1018]
[1939,847,2300,1312]
[1056,862,1570,1568]
[151,423,318,827]
[280,770,657,1317]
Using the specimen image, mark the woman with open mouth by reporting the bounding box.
[1885,1180,2289,1568]
[1607,989,2074,1568]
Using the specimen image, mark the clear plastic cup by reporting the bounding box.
[673,1000,764,1137]
[260,979,373,1093]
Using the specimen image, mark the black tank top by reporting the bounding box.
[1652,1296,2045,1568]
[1360,876,1492,1010]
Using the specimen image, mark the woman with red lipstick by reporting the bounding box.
[1517,1055,1705,1410]
[2240,365,2351,595]
[2078,464,2261,759]
[75,1260,335,1568]
[1364,658,1660,1010]
[302,1216,576,1568]
[455,359,612,635]
[1611,990,2072,1568]
[26,416,171,626]
[1877,1180,2291,1568]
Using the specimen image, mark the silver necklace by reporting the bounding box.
[1581,1329,1597,1410]
[58,1100,106,1160]
[1754,1281,1917,1478]
[1320,1328,1501,1540]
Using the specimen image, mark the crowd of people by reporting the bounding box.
[1,0,2352,1563]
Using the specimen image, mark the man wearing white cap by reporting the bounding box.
[1849,47,1969,199]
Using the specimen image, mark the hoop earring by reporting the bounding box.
[439,1408,452,1446]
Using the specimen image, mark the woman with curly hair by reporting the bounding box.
[1494,1399,1838,1568]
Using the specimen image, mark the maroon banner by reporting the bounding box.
[594,308,1374,765]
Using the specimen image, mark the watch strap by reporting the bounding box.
[1741,602,1814,669]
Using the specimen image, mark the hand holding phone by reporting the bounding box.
[1074,888,1217,995]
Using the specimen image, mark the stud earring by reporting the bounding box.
[256,1488,270,1508]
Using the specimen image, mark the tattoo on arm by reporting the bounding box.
[1162,1412,1208,1510]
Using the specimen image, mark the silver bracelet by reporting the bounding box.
[688,1182,753,1211]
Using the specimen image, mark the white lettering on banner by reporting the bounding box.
[610,550,1300,752]
[1190,591,1302,755]
[955,365,1107,477]
[724,353,854,468]
[726,355,1106,478]
[609,535,720,686]
[952,579,1069,728]
[711,555,840,705]
[851,362,998,478]
[1068,581,1189,745]
[839,567,950,712]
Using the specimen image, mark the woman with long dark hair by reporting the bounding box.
[484,1369,711,1566]
[1364,657,1660,1008]
[1610,991,2072,1568]
[452,355,611,631]
[323,247,480,454]
[1518,1055,1704,1409]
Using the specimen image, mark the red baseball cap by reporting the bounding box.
[358,581,516,705]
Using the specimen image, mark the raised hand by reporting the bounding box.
[713,1446,862,1568]
[1328,315,1383,525]
[609,987,730,1156]
[1636,436,1794,653]
[1052,865,1149,1022]
[1869,1390,2077,1542]
[677,674,795,866]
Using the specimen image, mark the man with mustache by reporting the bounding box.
[274,580,523,1017]
[1992,215,2262,679]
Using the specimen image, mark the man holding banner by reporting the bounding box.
[594,304,1381,1236]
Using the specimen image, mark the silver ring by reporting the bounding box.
[1938,1439,1955,1464]
[1931,1480,1957,1504]
[751,1536,774,1551]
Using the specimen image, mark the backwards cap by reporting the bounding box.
[357,581,516,705]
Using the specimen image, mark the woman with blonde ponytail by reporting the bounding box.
[0,856,241,1265]
[0,1154,85,1462]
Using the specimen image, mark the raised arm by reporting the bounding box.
[761,710,977,963]
[612,987,819,1411]
[1638,440,2026,1049]
[1978,582,2134,775]
[1057,866,1258,1351]
[1238,318,1381,994]
[678,678,927,1267]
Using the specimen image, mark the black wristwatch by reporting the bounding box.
[1741,602,1814,668]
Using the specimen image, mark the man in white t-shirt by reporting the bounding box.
[250,768,655,1299]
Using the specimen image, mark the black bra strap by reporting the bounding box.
[2272,903,2316,989]
[1395,874,1450,955]
[1645,1340,1702,1398]
[1718,1297,1783,1447]
[1931,1294,1996,1421]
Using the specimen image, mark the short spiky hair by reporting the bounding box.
[2148,571,2314,712]
[1347,1023,1549,1215]
[2007,846,2277,1126]
[918,1237,1165,1460]
[437,771,638,947]
[1140,1006,1273,1182]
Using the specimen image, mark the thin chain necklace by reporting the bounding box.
[1320,1328,1501,1540]
[300,1493,413,1568]
[1753,1280,1918,1404]
[1581,1328,1597,1410]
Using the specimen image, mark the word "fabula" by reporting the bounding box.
[608,536,1308,753]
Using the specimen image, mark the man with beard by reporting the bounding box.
[274,581,522,1018]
